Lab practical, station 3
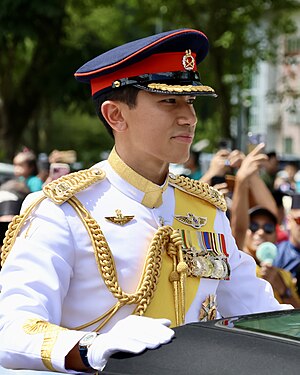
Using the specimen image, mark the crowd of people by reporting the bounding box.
[185,144,300,307]
[0,27,299,373]
[0,148,77,268]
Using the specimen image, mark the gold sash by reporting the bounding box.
[144,189,217,326]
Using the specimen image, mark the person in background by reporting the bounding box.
[0,180,29,269]
[229,149,299,306]
[182,139,209,180]
[37,153,50,185]
[260,151,279,192]
[243,206,300,307]
[13,149,43,192]
[274,162,298,194]
[230,143,278,249]
[200,148,233,186]
[272,189,289,243]
[199,148,241,216]
[273,193,300,286]
[182,149,202,180]
[0,28,292,374]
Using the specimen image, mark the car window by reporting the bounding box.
[217,310,300,342]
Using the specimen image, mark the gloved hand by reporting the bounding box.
[87,315,174,371]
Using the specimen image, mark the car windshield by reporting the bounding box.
[217,310,300,342]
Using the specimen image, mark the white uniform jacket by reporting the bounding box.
[0,156,290,373]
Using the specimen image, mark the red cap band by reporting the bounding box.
[91,51,197,95]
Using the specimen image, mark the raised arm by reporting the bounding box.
[230,144,269,249]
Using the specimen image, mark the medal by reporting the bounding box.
[199,294,217,322]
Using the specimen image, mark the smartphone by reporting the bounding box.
[247,133,266,153]
[211,175,226,186]
[49,163,70,180]
[225,174,235,192]
[218,139,232,151]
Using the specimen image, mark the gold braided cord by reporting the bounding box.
[1,195,46,267]
[169,174,227,212]
[168,230,187,326]
[43,168,106,205]
[1,174,188,330]
[74,303,121,331]
[147,83,216,94]
[68,196,185,329]
[168,254,180,326]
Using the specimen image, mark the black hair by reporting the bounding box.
[267,151,277,159]
[272,189,286,208]
[93,86,141,137]
[190,150,201,167]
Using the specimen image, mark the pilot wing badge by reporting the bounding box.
[105,209,134,226]
[175,213,207,229]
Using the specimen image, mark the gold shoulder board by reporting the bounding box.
[168,173,227,212]
[43,168,106,205]
[1,168,106,267]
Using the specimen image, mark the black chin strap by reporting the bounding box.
[112,71,201,89]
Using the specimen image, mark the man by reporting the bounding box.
[183,149,202,180]
[273,194,300,280]
[243,207,300,307]
[0,28,290,373]
[260,151,279,191]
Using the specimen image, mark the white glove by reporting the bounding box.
[87,315,174,371]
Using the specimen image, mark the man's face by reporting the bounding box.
[117,90,197,168]
[245,214,277,259]
[287,209,300,247]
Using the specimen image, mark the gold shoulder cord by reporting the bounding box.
[70,194,186,330]
[169,174,227,212]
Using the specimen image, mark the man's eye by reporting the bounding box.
[187,98,196,104]
[163,98,176,103]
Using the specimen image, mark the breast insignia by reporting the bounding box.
[105,210,134,226]
[175,213,207,229]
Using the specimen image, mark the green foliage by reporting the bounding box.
[22,106,114,167]
[0,0,299,162]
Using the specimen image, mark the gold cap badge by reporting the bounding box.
[182,49,195,71]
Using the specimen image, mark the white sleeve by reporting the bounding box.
[215,210,292,317]
[0,196,86,373]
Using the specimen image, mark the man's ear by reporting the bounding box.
[101,100,128,132]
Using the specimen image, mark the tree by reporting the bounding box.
[0,0,299,162]
[0,1,68,159]
[141,0,299,148]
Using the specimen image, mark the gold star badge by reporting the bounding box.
[105,209,134,226]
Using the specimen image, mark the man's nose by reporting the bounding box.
[256,228,266,236]
[178,104,197,127]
